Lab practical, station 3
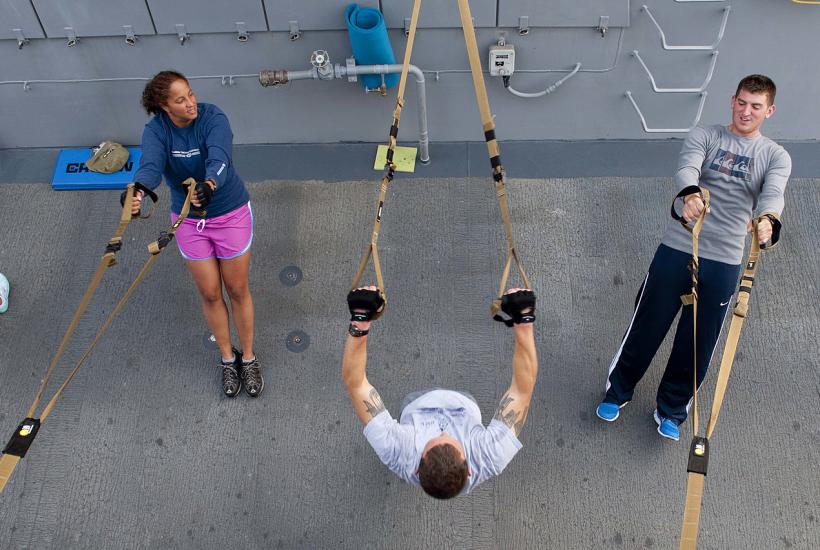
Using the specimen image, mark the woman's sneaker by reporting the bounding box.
[0,273,9,314]
[221,348,243,397]
[241,357,264,397]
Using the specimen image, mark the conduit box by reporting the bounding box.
[489,43,515,77]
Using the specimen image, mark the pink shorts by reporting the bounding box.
[171,201,253,261]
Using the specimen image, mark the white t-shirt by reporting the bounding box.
[363,389,522,494]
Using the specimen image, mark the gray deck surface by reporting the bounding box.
[0,173,818,549]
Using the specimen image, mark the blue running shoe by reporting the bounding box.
[596,401,625,422]
[654,409,680,441]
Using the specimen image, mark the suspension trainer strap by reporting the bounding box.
[674,186,710,549]
[351,0,422,320]
[40,179,195,422]
[1,181,190,493]
[705,227,761,438]
[23,182,157,421]
[455,0,530,318]
[679,218,767,550]
[679,188,710,434]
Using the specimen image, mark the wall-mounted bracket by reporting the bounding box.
[625,91,708,133]
[345,57,358,82]
[123,25,137,46]
[404,17,411,37]
[597,16,610,38]
[632,50,719,93]
[175,24,189,45]
[289,20,301,41]
[642,5,730,50]
[65,27,79,47]
[221,75,235,87]
[13,29,29,49]
[236,22,249,42]
[518,16,530,36]
[22,81,31,92]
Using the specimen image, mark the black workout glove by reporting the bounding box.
[347,288,385,322]
[495,290,536,327]
[194,181,214,208]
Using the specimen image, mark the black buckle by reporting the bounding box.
[383,165,395,182]
[156,231,173,250]
[2,418,41,458]
[105,240,122,254]
[687,436,709,476]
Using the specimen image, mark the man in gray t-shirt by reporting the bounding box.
[342,287,538,499]
[596,75,791,442]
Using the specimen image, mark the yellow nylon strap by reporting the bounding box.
[0,454,21,494]
[705,224,760,438]
[679,218,765,550]
[681,188,710,436]
[351,0,421,319]
[679,472,706,550]
[39,180,196,422]
[25,184,138,419]
[456,0,530,315]
[3,184,160,493]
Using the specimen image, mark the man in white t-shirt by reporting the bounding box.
[342,286,538,499]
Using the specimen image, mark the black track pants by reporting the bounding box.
[604,244,741,423]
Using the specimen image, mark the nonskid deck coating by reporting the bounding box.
[0,176,818,549]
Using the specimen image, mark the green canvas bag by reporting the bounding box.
[87,141,130,174]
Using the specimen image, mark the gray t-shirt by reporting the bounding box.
[662,124,791,264]
[363,389,522,495]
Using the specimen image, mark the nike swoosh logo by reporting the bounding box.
[720,300,730,306]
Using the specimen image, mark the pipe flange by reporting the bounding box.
[286,330,310,353]
[279,265,303,287]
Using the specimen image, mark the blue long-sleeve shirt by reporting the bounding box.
[133,103,249,218]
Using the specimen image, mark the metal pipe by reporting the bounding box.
[625,90,708,133]
[632,50,719,93]
[338,64,429,164]
[642,5,731,51]
[268,63,430,164]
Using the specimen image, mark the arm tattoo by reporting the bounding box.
[362,388,386,419]
[494,392,528,437]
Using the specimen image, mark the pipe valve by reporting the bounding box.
[311,50,334,80]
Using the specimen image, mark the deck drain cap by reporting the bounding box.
[286,330,310,353]
[279,266,303,287]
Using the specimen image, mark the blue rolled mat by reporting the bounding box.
[345,4,400,90]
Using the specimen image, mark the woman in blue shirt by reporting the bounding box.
[129,70,262,398]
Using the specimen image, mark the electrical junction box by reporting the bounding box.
[489,43,515,77]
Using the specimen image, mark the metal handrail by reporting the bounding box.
[675,0,725,3]
[632,50,719,93]
[642,5,731,50]
[625,91,708,133]
[791,0,820,4]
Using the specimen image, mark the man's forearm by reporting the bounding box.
[512,324,538,394]
[342,334,368,389]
